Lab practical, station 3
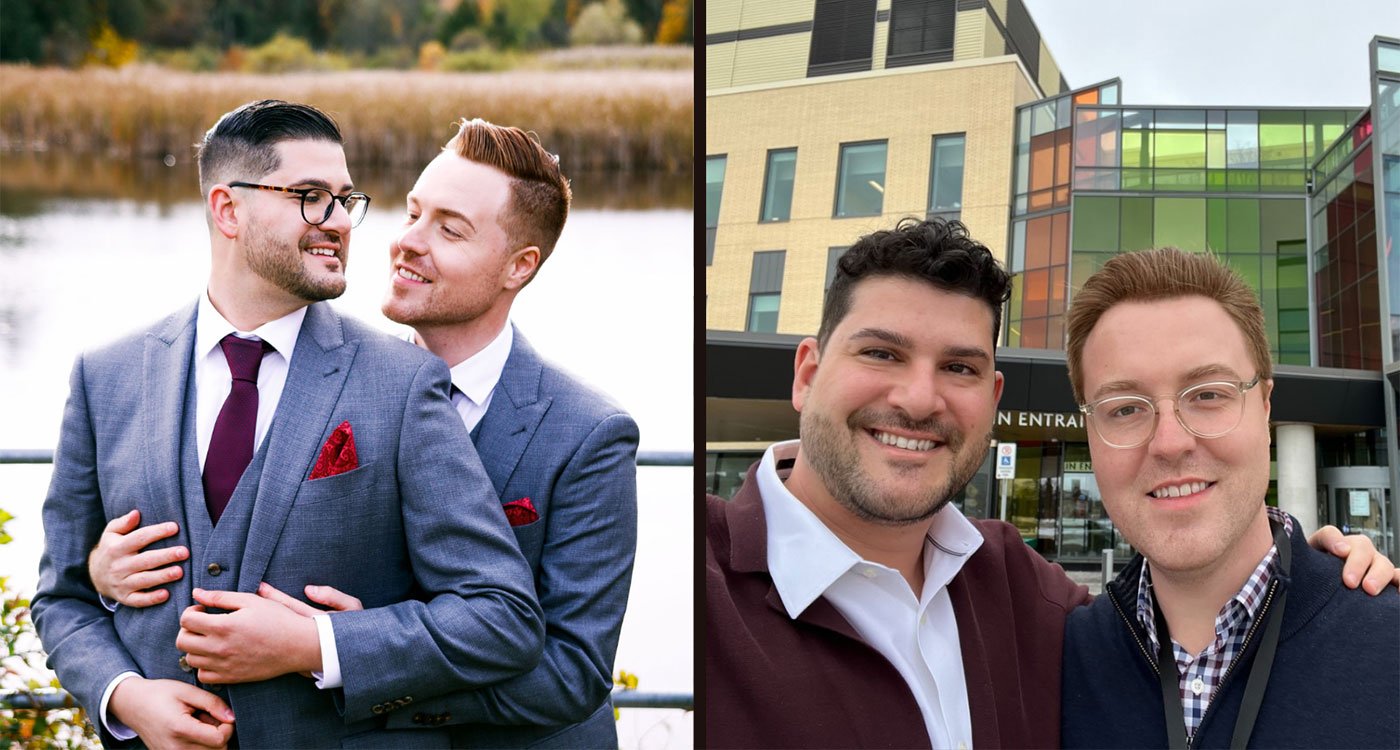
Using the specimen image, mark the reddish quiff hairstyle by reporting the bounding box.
[444,118,572,278]
[1065,247,1274,403]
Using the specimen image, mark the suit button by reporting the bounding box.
[441,713,451,723]
[412,712,426,725]
[178,655,193,672]
[371,704,384,715]
[207,563,222,576]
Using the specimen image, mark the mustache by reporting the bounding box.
[848,407,965,448]
[299,232,343,251]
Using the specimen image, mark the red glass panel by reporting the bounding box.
[1359,273,1381,370]
[1031,131,1056,192]
[1341,294,1360,369]
[1337,183,1356,230]
[1045,316,1066,351]
[1023,269,1050,317]
[1358,211,1377,273]
[1050,212,1068,266]
[1022,316,1048,349]
[1339,225,1357,288]
[1027,215,1052,269]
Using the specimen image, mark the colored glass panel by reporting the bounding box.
[1227,199,1260,252]
[1154,198,1206,252]
[1207,199,1227,252]
[1207,130,1226,170]
[1050,266,1068,317]
[1023,268,1050,317]
[1258,110,1306,169]
[1050,212,1069,266]
[1155,129,1207,169]
[1260,198,1305,255]
[1121,198,1153,252]
[1030,131,1057,192]
[1155,168,1206,192]
[1021,317,1048,349]
[1027,215,1053,269]
[1073,197,1119,251]
[1227,170,1260,192]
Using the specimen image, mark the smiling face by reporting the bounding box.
[238,139,352,302]
[791,275,1004,525]
[381,152,519,329]
[1080,295,1273,576]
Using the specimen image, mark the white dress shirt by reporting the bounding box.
[758,440,983,750]
[102,294,310,738]
[444,321,514,433]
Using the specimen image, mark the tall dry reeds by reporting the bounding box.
[0,64,692,172]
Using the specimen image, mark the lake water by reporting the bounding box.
[0,156,693,747]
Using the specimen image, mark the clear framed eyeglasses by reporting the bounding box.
[1079,375,1261,449]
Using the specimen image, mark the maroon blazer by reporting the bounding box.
[705,459,1091,749]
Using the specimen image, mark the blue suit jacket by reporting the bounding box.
[386,328,639,749]
[32,301,545,748]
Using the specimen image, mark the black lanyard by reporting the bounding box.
[1154,518,1290,749]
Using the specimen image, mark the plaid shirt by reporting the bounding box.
[1137,506,1292,739]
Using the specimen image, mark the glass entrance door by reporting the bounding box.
[1334,486,1393,557]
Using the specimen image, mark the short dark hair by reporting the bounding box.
[443,117,571,283]
[818,217,1012,348]
[196,99,343,196]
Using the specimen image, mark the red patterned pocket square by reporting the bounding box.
[503,497,538,527]
[309,421,358,479]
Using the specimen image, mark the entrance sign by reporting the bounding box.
[1349,490,1372,517]
[995,442,1017,479]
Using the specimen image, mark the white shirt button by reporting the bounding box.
[919,614,928,625]
[1190,677,1205,695]
[861,567,878,579]
[958,742,967,750]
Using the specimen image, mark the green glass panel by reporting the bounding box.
[1307,109,1349,164]
[1258,110,1306,170]
[1122,129,1151,168]
[1155,130,1207,169]
[1207,199,1228,253]
[1207,169,1229,192]
[1277,254,1309,310]
[1121,197,1153,251]
[1154,198,1206,252]
[1154,169,1206,191]
[1260,254,1277,313]
[1259,170,1307,192]
[1227,199,1260,251]
[1207,130,1226,169]
[1072,197,1119,251]
[1070,251,1097,296]
[1122,168,1152,190]
[1260,198,1305,255]
[1227,169,1259,192]
[1227,254,1261,294]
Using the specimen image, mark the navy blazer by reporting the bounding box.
[387,328,639,749]
[32,301,544,748]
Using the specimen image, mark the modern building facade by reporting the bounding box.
[707,4,1399,561]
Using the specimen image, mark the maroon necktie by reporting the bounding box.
[203,334,273,525]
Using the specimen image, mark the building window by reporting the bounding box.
[706,155,726,265]
[748,250,786,333]
[834,141,887,218]
[760,149,797,222]
[808,0,876,77]
[826,246,848,293]
[928,133,965,219]
[886,0,956,68]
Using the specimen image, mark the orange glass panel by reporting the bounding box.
[1049,265,1067,316]
[1023,268,1050,317]
[1029,189,1053,212]
[1031,131,1056,192]
[1053,186,1070,208]
[1055,129,1072,186]
[1022,317,1049,349]
[1050,212,1068,266]
[1074,89,1100,106]
[1045,316,1066,351]
[1027,215,1052,269]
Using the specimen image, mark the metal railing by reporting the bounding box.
[0,448,695,714]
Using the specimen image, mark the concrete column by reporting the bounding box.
[1275,423,1319,536]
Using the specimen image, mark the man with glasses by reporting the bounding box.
[31,99,544,748]
[1061,247,1399,748]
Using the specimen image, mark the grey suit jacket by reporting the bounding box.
[386,328,639,749]
[32,301,545,748]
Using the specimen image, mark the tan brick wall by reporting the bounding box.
[707,59,1035,336]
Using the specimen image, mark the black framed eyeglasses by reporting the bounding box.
[228,182,371,228]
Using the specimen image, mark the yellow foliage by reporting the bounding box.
[656,0,689,45]
[84,23,140,68]
[614,669,639,690]
[419,40,447,70]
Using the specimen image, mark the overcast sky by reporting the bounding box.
[1022,0,1400,107]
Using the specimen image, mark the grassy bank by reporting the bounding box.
[0,65,692,172]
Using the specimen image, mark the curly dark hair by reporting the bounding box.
[817,217,1012,348]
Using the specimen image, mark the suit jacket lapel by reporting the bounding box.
[142,302,198,535]
[473,328,550,498]
[237,302,357,591]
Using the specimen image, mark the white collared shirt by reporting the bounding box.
[445,321,514,432]
[193,292,305,467]
[758,440,983,750]
[102,294,311,739]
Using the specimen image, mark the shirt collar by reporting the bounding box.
[758,439,984,619]
[1138,506,1292,647]
[446,321,514,407]
[195,291,306,361]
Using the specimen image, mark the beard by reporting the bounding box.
[244,222,346,302]
[801,405,989,526]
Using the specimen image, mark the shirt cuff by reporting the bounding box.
[98,593,119,612]
[312,613,342,689]
[100,671,141,740]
